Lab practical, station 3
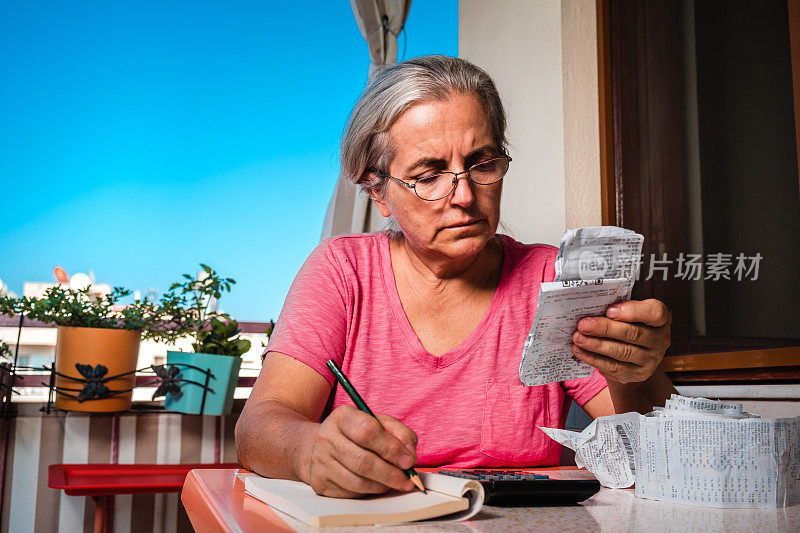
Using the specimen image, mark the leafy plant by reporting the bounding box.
[192,315,251,357]
[0,263,252,355]
[168,264,251,357]
[0,341,11,361]
[0,286,192,344]
[261,320,275,348]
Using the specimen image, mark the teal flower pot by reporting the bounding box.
[164,351,241,415]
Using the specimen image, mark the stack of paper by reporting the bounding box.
[519,226,644,386]
[541,395,800,508]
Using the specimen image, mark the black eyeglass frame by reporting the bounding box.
[369,155,512,201]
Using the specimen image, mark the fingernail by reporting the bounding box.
[607,305,620,318]
[579,318,595,332]
[403,479,414,491]
[400,454,413,469]
[574,333,586,344]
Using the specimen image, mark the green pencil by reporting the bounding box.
[325,359,426,494]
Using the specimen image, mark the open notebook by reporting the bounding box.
[241,472,485,527]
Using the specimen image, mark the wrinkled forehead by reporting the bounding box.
[384,93,498,170]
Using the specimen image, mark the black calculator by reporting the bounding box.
[438,469,601,506]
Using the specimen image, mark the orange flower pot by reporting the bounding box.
[54,326,141,412]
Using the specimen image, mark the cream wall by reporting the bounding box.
[459,0,603,246]
[560,0,603,230]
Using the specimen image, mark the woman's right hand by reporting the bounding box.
[305,405,419,498]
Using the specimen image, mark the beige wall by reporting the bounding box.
[459,0,603,246]
[561,0,603,230]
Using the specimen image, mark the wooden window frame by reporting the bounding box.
[596,0,800,384]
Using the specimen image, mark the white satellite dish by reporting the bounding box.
[69,272,92,291]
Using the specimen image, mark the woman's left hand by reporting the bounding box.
[571,299,672,384]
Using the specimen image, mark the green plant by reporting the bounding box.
[0,264,252,355]
[260,320,274,348]
[0,286,192,344]
[168,264,251,357]
[0,341,11,361]
[192,315,251,357]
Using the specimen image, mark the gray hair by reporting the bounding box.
[340,55,508,195]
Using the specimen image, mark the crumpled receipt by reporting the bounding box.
[519,226,643,386]
[540,412,640,488]
[540,395,800,508]
[553,226,644,283]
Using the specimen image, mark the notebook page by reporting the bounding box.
[418,472,485,521]
[241,472,484,527]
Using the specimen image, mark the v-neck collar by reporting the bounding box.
[378,231,512,369]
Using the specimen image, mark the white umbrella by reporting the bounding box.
[351,0,412,81]
[321,0,412,238]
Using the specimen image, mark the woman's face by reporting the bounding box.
[371,93,504,262]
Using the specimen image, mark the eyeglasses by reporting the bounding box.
[371,156,512,201]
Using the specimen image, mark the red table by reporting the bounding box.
[182,469,295,533]
[181,466,584,533]
[48,463,239,533]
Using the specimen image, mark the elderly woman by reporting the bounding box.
[236,55,676,498]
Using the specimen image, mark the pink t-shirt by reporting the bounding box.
[266,232,607,468]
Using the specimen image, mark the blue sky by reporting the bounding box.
[0,1,457,321]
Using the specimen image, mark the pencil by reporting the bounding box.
[325,359,426,494]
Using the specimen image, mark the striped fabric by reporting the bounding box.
[1,403,239,533]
